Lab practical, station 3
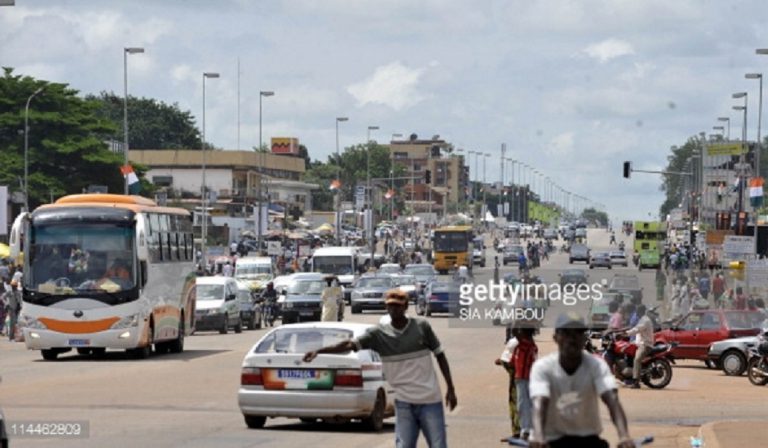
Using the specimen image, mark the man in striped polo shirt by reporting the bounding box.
[303,289,457,448]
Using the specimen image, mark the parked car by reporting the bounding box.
[589,252,612,270]
[607,274,643,301]
[417,280,462,316]
[238,323,395,430]
[194,277,243,334]
[655,310,765,365]
[609,250,628,267]
[236,280,263,330]
[559,269,589,287]
[350,275,396,313]
[707,335,761,376]
[280,273,327,324]
[503,245,524,265]
[569,244,590,264]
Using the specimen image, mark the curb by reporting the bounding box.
[697,420,768,448]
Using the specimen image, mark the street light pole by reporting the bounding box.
[257,90,274,255]
[733,91,748,214]
[24,86,44,211]
[718,117,731,140]
[746,73,763,177]
[201,72,219,271]
[123,47,144,195]
[367,125,379,259]
[335,117,349,243]
[390,133,402,221]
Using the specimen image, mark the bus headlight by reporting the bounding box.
[111,314,140,329]
[21,315,47,329]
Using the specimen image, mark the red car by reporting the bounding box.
[655,310,764,362]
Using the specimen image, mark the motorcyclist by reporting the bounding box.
[610,232,616,245]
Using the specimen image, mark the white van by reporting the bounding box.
[311,247,359,302]
[194,277,243,334]
[235,256,274,291]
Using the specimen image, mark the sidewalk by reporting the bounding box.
[699,420,768,447]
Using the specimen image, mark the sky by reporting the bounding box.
[3,0,768,223]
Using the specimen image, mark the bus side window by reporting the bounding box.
[149,213,161,262]
[139,260,148,288]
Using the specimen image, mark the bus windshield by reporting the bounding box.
[26,222,136,300]
[312,256,353,275]
[434,232,468,252]
[235,264,271,279]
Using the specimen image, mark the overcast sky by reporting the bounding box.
[3,0,768,222]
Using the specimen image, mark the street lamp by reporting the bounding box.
[257,90,274,254]
[201,72,219,271]
[123,47,144,195]
[366,125,379,257]
[335,117,348,242]
[733,98,747,213]
[717,117,731,140]
[482,153,490,224]
[24,86,44,211]
[746,73,763,177]
[390,133,402,220]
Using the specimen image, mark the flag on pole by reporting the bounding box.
[329,179,341,190]
[384,189,395,199]
[749,177,764,208]
[120,165,141,194]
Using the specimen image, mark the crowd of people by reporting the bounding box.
[0,259,23,341]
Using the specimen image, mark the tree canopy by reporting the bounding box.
[87,91,203,149]
[0,68,124,208]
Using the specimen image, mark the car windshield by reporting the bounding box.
[431,282,460,292]
[197,284,224,300]
[611,277,639,288]
[563,270,585,276]
[312,256,353,275]
[610,252,624,257]
[255,328,354,353]
[404,266,435,276]
[288,280,325,295]
[357,277,393,288]
[379,265,401,273]
[392,275,416,286]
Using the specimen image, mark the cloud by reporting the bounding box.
[347,62,428,111]
[546,133,575,157]
[583,38,635,63]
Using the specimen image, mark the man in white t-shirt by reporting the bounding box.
[528,313,635,448]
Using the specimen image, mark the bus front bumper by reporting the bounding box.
[22,326,144,350]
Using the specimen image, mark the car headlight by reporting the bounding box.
[351,291,361,299]
[111,314,140,329]
[283,302,293,309]
[20,315,47,330]
[208,309,220,315]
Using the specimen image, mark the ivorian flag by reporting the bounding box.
[120,165,141,194]
[329,179,341,190]
[749,177,764,208]
[384,189,395,199]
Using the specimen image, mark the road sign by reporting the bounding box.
[747,259,768,288]
[706,143,744,156]
[723,235,754,254]
[267,241,282,256]
[355,185,366,210]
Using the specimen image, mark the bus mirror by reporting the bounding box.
[9,212,28,258]
[136,216,149,261]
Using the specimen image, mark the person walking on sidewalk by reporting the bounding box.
[303,290,457,448]
[513,325,538,440]
[495,326,521,439]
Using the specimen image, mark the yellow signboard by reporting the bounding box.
[706,143,744,156]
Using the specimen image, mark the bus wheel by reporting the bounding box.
[130,326,153,359]
[41,349,59,361]
[169,318,185,354]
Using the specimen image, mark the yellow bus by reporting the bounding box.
[633,221,666,270]
[432,225,473,274]
[9,194,197,361]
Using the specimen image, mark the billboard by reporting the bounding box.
[271,137,300,156]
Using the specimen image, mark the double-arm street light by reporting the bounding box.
[335,117,349,242]
[390,133,402,220]
[366,126,379,256]
[24,86,45,211]
[257,90,274,254]
[201,72,219,270]
[123,47,144,195]
[717,117,731,140]
[733,92,748,213]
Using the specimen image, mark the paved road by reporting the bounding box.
[0,228,764,447]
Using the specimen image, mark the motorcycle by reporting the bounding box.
[587,333,675,389]
[746,334,768,387]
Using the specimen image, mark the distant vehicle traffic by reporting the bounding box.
[195,276,243,334]
[569,244,590,264]
[609,251,628,267]
[634,221,666,270]
[238,323,395,430]
[503,245,524,265]
[432,225,473,274]
[589,252,612,269]
[559,269,589,287]
[607,274,642,301]
[350,275,395,313]
[235,280,263,330]
[417,281,462,317]
[280,273,329,324]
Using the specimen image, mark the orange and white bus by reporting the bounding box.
[9,194,196,361]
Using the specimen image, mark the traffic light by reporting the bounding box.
[623,161,632,178]
[425,170,432,184]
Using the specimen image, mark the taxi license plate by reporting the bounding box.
[299,310,314,316]
[277,369,316,379]
[68,339,91,347]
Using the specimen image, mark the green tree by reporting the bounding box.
[87,91,204,149]
[0,68,124,208]
[659,136,701,219]
[581,207,608,226]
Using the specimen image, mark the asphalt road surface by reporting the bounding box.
[1,228,765,447]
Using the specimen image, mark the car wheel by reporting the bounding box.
[351,305,362,314]
[219,318,228,335]
[720,350,747,376]
[254,313,262,329]
[569,259,573,264]
[234,316,243,334]
[41,349,59,361]
[608,265,612,270]
[244,415,267,429]
[362,390,386,432]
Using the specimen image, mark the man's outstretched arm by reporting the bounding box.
[303,340,357,362]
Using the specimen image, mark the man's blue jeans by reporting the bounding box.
[394,400,447,448]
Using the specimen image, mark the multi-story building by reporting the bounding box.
[389,136,468,214]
